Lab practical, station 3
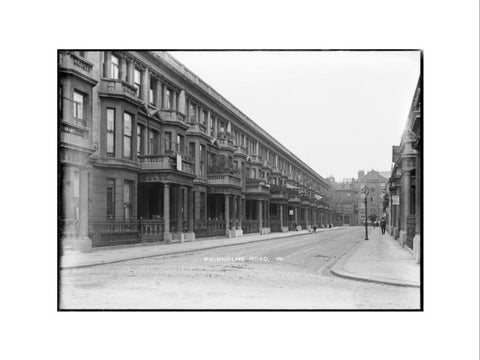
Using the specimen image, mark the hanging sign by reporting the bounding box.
[392,195,400,205]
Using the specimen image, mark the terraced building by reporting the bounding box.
[59,51,333,252]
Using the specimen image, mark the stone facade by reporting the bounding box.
[387,75,422,263]
[59,51,334,252]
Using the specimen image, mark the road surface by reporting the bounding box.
[60,227,420,309]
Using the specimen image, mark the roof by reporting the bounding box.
[358,169,389,183]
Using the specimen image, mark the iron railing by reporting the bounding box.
[243,219,259,234]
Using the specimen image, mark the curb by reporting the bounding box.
[61,227,342,270]
[330,239,420,288]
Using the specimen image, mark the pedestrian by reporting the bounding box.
[313,225,317,233]
[381,218,386,235]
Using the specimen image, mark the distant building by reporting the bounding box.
[388,75,422,262]
[357,169,389,224]
[330,178,359,226]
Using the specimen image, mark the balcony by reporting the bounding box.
[249,154,263,164]
[161,109,186,125]
[138,154,194,175]
[187,122,207,134]
[59,119,93,151]
[99,78,141,105]
[270,185,288,201]
[207,173,241,188]
[245,178,270,197]
[59,52,97,85]
[217,133,235,150]
[234,145,247,156]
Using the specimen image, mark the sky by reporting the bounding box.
[172,51,420,181]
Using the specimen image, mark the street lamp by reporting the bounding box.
[362,186,369,240]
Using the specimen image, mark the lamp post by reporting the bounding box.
[362,187,369,240]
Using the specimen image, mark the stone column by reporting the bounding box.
[163,83,168,108]
[233,196,238,229]
[402,171,411,232]
[74,167,91,252]
[142,67,149,104]
[155,80,162,108]
[239,198,244,228]
[188,187,194,232]
[225,194,230,235]
[178,90,186,115]
[177,186,184,233]
[120,58,127,81]
[163,184,172,242]
[185,186,195,241]
[279,203,284,228]
[127,61,134,85]
[258,200,263,232]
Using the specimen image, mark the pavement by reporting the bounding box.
[60,227,339,269]
[61,226,420,288]
[330,226,420,287]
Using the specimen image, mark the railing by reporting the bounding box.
[270,219,281,233]
[59,120,91,148]
[194,220,226,238]
[207,173,241,187]
[243,219,259,234]
[88,220,141,247]
[406,215,416,249]
[188,122,207,133]
[138,155,172,170]
[59,52,94,78]
[100,79,139,101]
[161,109,186,123]
[164,139,193,162]
[138,219,165,242]
[138,154,193,174]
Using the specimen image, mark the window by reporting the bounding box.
[73,91,84,120]
[106,179,115,219]
[252,168,257,179]
[189,142,195,159]
[148,129,159,155]
[177,134,184,153]
[106,108,115,156]
[124,181,133,220]
[164,132,172,152]
[149,78,155,104]
[111,54,119,80]
[199,144,205,177]
[123,113,132,158]
[209,115,214,136]
[137,125,143,156]
[166,89,171,109]
[189,104,196,122]
[134,69,141,97]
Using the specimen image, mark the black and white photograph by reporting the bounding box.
[3,1,479,359]
[58,50,422,310]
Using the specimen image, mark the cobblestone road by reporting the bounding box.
[60,227,420,309]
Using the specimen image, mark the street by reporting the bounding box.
[60,227,420,309]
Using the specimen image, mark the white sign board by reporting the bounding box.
[289,210,293,215]
[392,195,400,205]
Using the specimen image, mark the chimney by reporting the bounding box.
[358,170,365,179]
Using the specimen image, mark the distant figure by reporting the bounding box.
[380,218,386,235]
[313,225,317,233]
